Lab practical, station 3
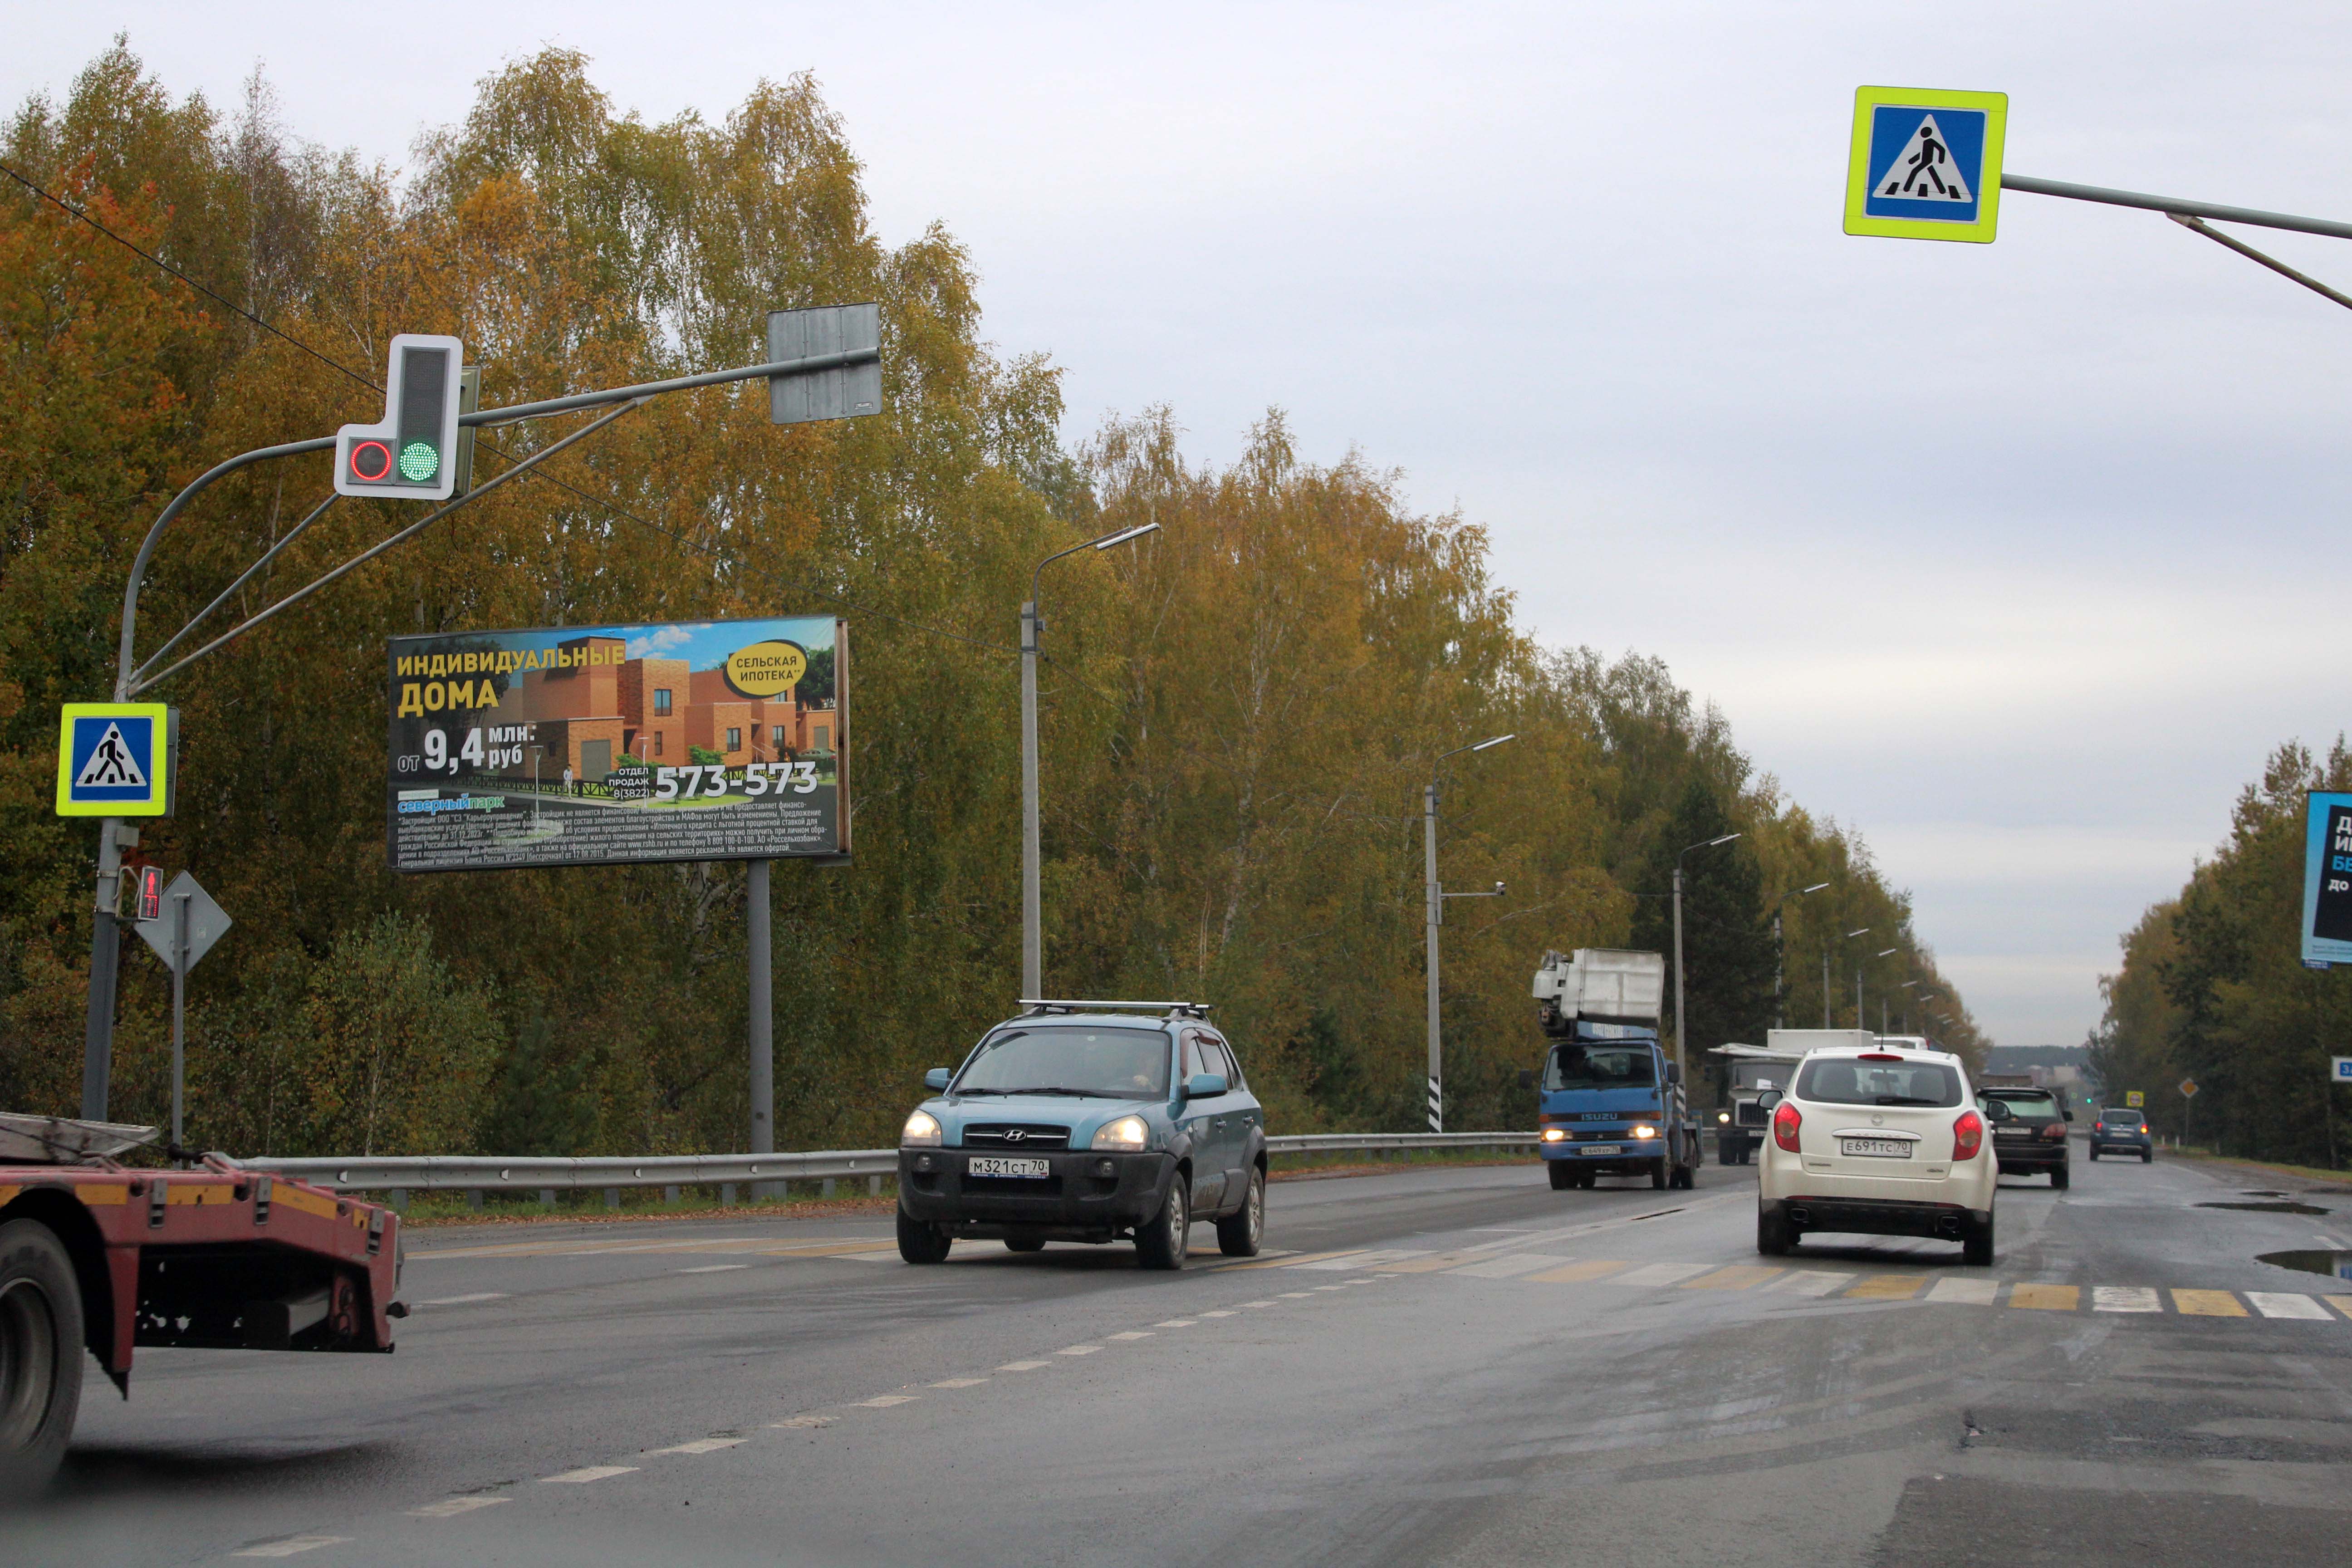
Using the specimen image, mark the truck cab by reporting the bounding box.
[1525,948,1700,1191]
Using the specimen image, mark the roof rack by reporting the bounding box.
[1017,999,1215,1019]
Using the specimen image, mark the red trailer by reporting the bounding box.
[0,1114,402,1496]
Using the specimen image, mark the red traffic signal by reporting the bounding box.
[137,865,163,922]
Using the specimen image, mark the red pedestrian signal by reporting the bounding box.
[137,865,163,922]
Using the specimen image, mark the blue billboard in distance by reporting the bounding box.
[2303,791,2352,968]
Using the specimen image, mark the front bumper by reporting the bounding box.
[1767,1196,1989,1241]
[898,1147,1173,1240]
[1540,1137,1666,1172]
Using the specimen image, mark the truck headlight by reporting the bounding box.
[1091,1115,1149,1152]
[1542,1127,1567,1142]
[901,1109,942,1147]
[1717,1112,1730,1124]
[1630,1124,1658,1139]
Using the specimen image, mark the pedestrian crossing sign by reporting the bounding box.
[1844,85,2008,243]
[56,703,171,816]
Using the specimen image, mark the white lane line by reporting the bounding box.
[1310,1286,1347,1293]
[2247,1292,2334,1321]
[541,1466,638,1484]
[1200,1309,1235,1318]
[931,1377,990,1388]
[841,1251,902,1262]
[408,1496,511,1518]
[1291,1249,1431,1270]
[1606,1262,1712,1289]
[1277,1292,1314,1299]
[2093,1286,2162,1314]
[1056,1345,1102,1357]
[1239,1300,1277,1309]
[649,1437,747,1454]
[677,1264,750,1274]
[416,1292,507,1306]
[1450,1253,1572,1280]
[853,1394,919,1406]
[769,1415,836,1428]
[998,1360,1051,1371]
[1771,1271,1856,1297]
[231,1538,352,1558]
[1154,1319,1196,1328]
[1926,1278,1998,1306]
[1107,1331,1154,1341]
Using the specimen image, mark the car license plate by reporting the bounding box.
[968,1156,1049,1178]
[1581,1145,1621,1156]
[1839,1137,1912,1159]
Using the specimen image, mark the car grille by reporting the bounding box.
[961,1123,1071,1149]
[1735,1104,1769,1127]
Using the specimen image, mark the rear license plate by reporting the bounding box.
[968,1156,1049,1178]
[1839,1137,1913,1159]
[1580,1145,1621,1156]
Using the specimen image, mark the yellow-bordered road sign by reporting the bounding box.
[1845,86,2008,243]
[56,703,171,816]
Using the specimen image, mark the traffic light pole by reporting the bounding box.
[78,340,880,1122]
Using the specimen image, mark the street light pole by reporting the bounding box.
[1768,882,1830,1030]
[1424,733,1514,1132]
[1830,928,1871,1028]
[1019,521,1160,1000]
[1859,946,1896,1034]
[1671,833,1742,1092]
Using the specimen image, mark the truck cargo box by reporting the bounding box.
[1533,948,1665,1032]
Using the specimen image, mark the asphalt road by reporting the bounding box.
[9,1149,2351,1567]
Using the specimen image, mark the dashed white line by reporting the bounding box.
[231,1538,351,1558]
[931,1377,990,1388]
[649,1437,747,1454]
[677,1264,750,1274]
[769,1415,836,1429]
[416,1292,507,1306]
[998,1359,1051,1371]
[1200,1310,1236,1318]
[541,1466,638,1484]
[1155,1319,1196,1328]
[1277,1292,1314,1300]
[1240,1300,1277,1309]
[1056,1345,1102,1357]
[853,1394,919,1407]
[408,1496,511,1519]
[1107,1330,1154,1341]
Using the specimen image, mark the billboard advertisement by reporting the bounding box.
[386,616,846,873]
[2304,791,2352,969]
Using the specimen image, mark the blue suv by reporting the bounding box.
[895,1002,1267,1269]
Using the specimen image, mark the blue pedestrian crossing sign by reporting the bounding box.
[1845,86,2008,243]
[56,703,172,817]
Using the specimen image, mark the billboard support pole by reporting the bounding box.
[747,858,774,1190]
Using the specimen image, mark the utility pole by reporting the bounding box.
[1822,948,1832,1029]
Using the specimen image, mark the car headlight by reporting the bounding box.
[1630,1124,1658,1139]
[901,1109,942,1147]
[1717,1112,1730,1123]
[1542,1127,1567,1142]
[1090,1115,1149,1152]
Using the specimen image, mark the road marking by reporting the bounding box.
[649,1437,746,1454]
[1683,1266,1784,1291]
[769,1415,837,1427]
[1199,1310,1235,1318]
[1525,1259,1629,1284]
[1444,1252,1567,1279]
[1226,1248,1362,1271]
[1609,1262,1714,1289]
[2009,1284,2079,1311]
[1371,1251,1490,1274]
[416,1292,507,1306]
[2247,1292,2333,1321]
[1239,1300,1277,1309]
[677,1264,750,1274]
[1056,1345,1102,1356]
[1107,1331,1154,1340]
[2093,1286,2162,1314]
[1277,1292,1314,1299]
[1843,1274,1927,1301]
[1154,1319,1196,1328]
[1770,1271,1855,1296]
[541,1466,639,1484]
[2328,1297,2352,1320]
[407,1496,510,1518]
[841,1250,902,1262]
[853,1394,919,1406]
[1925,1277,1997,1305]
[930,1377,990,1388]
[231,1538,352,1558]
[998,1360,1051,1371]
[2172,1289,2247,1318]
[1310,1285,1347,1292]
[1292,1249,1429,1270]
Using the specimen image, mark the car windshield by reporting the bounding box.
[1544,1044,1656,1092]
[1796,1058,1961,1107]
[954,1026,1170,1099]
[1983,1091,2061,1117]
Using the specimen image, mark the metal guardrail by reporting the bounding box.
[238,1132,1543,1194]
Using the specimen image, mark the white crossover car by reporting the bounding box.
[1754,1042,1996,1265]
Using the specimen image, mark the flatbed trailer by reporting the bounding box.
[0,1115,402,1496]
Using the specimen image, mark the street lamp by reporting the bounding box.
[1671,833,1742,1092]
[1423,732,1514,1132]
[1827,928,1870,1027]
[1767,882,1830,1029]
[1020,520,1161,999]
[1859,947,1896,1034]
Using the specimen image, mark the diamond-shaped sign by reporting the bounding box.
[2178,1078,2199,1099]
[134,871,231,976]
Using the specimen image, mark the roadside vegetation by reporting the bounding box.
[0,42,1983,1159]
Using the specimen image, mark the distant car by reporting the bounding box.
[1978,1087,2073,1187]
[1754,1041,1997,1266]
[895,1003,1265,1269]
[2088,1107,2153,1162]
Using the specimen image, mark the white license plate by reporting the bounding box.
[1580,1145,1621,1156]
[1839,1137,1913,1159]
[968,1156,1049,1178]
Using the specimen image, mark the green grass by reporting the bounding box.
[2171,1147,2351,1187]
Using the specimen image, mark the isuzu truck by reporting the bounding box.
[1524,949,1701,1191]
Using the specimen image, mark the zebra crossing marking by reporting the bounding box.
[2009,1283,2079,1311]
[2247,1292,2335,1321]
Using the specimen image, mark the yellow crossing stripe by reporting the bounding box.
[2008,1284,2079,1311]
[1526,1259,1630,1283]
[1683,1266,1784,1291]
[2171,1289,2246,1318]
[1845,1274,1928,1301]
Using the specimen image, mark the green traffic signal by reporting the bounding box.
[398,441,441,482]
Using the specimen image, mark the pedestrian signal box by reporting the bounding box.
[137,866,163,922]
[336,334,466,501]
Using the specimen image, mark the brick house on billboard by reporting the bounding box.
[491,634,837,784]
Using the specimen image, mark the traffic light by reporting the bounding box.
[336,334,465,501]
[137,865,162,922]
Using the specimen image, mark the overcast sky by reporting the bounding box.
[8,3,2348,1045]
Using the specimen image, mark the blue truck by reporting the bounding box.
[1523,948,1701,1192]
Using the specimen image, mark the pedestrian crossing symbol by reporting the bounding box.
[1845,85,2007,244]
[56,702,172,816]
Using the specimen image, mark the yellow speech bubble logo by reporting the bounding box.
[724,639,808,698]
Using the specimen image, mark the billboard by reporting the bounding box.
[387,616,846,873]
[2304,791,2352,969]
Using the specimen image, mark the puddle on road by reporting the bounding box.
[2256,1249,2352,1282]
[2199,1200,2332,1215]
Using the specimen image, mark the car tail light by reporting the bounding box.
[1772,1101,1802,1152]
[2042,1124,2068,1141]
[1953,1110,1984,1160]
[1858,1052,1903,1061]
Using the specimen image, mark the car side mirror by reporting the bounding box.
[2062,1109,2074,1122]
[924,1068,951,1092]
[1184,1072,1228,1099]
[1755,1090,1782,1111]
[1981,1100,2014,1122]
[1665,1061,1683,1085]
[1518,1068,1537,1090]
